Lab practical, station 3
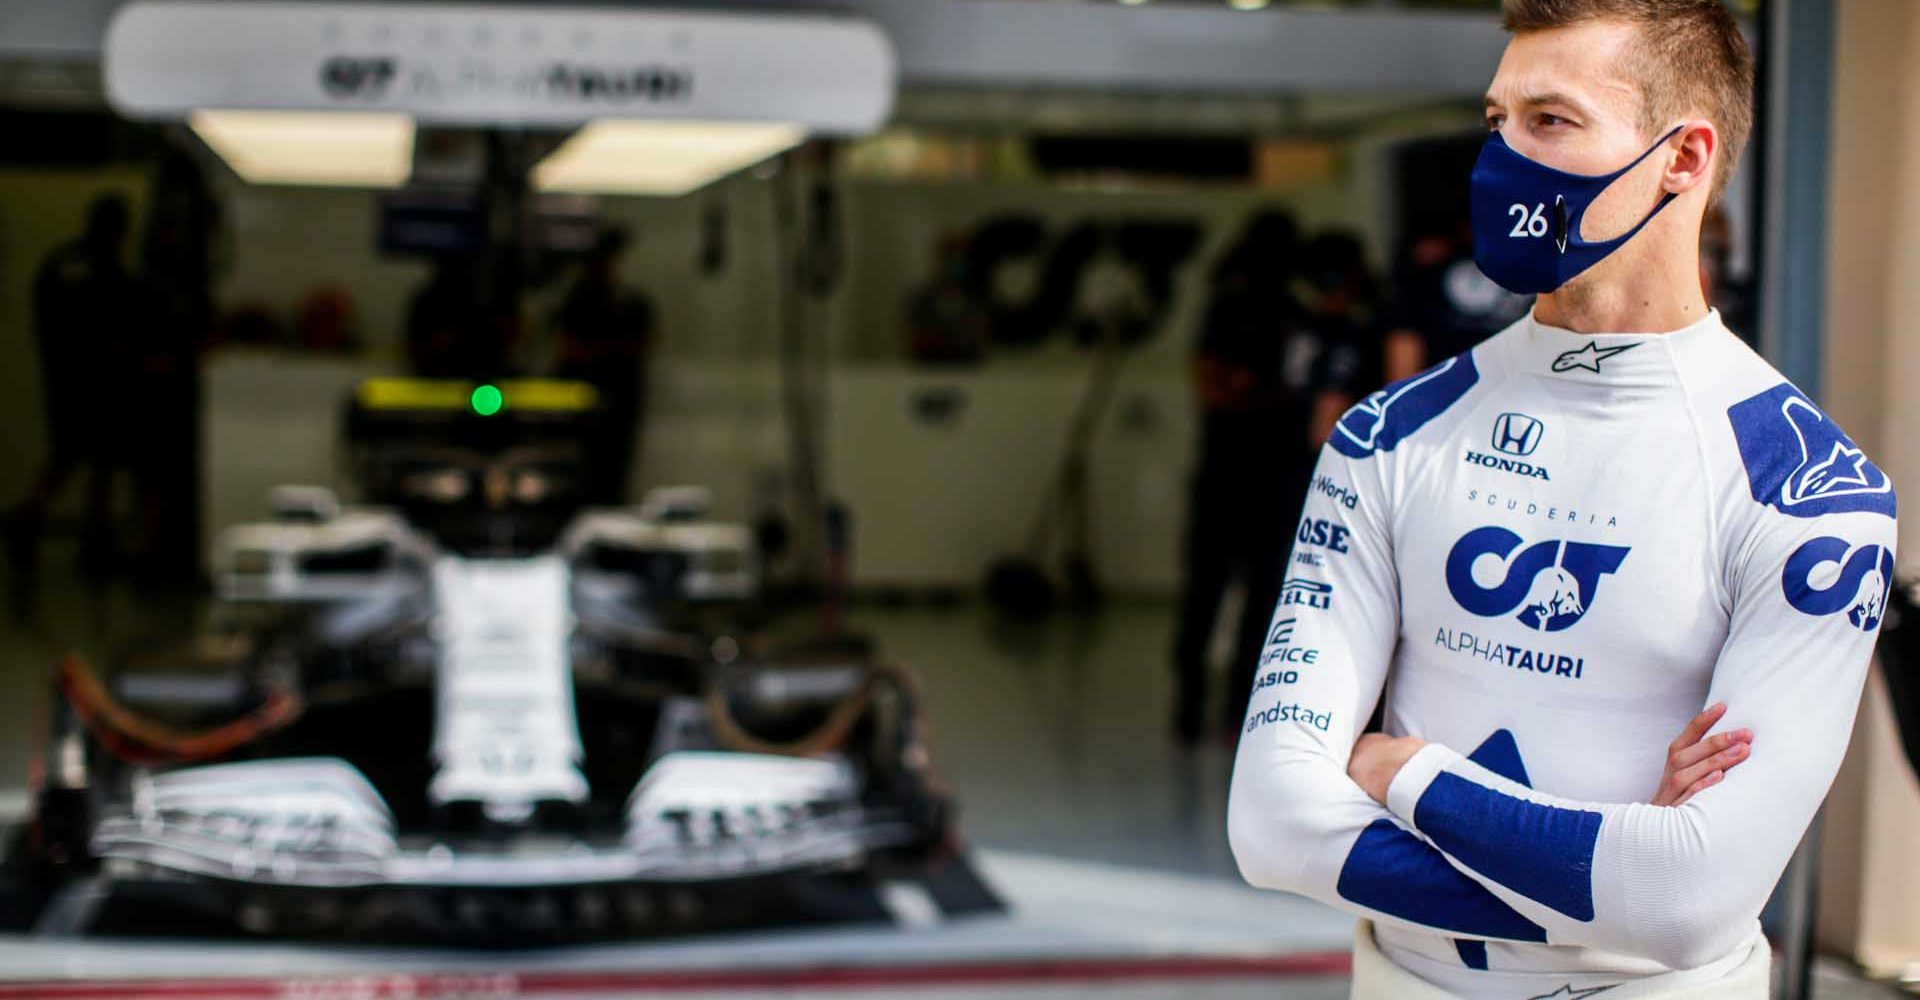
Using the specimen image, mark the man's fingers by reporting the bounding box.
[1668,703,1727,754]
[1668,726,1753,772]
[1667,740,1751,797]
[1671,769,1726,808]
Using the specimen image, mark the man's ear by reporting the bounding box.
[1664,121,1718,196]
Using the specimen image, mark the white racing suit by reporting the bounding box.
[1228,310,1896,999]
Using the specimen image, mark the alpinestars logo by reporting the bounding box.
[1729,384,1895,519]
[1525,987,1616,1000]
[1445,526,1630,632]
[1551,341,1640,374]
[1773,396,1891,509]
[1783,537,1894,631]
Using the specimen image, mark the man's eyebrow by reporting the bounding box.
[1520,91,1596,118]
[1484,90,1599,119]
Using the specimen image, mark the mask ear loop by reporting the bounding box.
[1560,124,1688,254]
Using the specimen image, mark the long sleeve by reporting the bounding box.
[1381,504,1897,968]
[1227,436,1551,944]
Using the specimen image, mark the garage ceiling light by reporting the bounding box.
[532,120,807,197]
[189,109,415,188]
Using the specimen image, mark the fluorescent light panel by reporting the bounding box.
[533,120,807,197]
[190,109,415,188]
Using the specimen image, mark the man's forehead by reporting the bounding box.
[1486,22,1643,117]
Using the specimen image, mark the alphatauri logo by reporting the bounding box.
[1783,537,1894,631]
[1445,526,1629,632]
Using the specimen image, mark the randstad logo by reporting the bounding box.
[1783,537,1894,631]
[1444,526,1630,632]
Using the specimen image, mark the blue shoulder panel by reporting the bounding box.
[1414,774,1602,922]
[1336,819,1549,942]
[1329,352,1481,459]
[1727,383,1896,519]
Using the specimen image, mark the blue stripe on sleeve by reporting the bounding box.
[1450,728,1534,966]
[1336,819,1549,942]
[1413,772,1603,922]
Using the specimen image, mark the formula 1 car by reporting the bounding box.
[8,378,986,943]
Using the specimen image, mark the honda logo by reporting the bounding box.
[1491,412,1544,457]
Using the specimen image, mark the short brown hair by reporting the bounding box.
[1501,0,1754,201]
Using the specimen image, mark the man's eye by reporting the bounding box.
[1536,113,1569,128]
[1485,114,1506,131]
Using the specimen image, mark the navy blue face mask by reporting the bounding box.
[1470,125,1684,294]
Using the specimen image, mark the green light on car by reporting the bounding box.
[471,384,504,416]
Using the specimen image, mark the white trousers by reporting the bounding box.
[1348,921,1772,1000]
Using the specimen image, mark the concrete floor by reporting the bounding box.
[855,599,1241,878]
[0,544,1911,998]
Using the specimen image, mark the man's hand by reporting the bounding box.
[1349,733,1428,805]
[1652,702,1753,807]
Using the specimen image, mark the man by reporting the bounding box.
[132,145,219,582]
[554,226,654,504]
[405,255,491,378]
[1379,222,1530,384]
[1173,214,1368,744]
[1226,3,1896,998]
[7,194,141,582]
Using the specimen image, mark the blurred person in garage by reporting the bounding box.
[129,147,221,583]
[1380,221,1530,383]
[7,194,141,585]
[555,226,655,504]
[1172,213,1370,746]
[1227,2,1893,998]
[1294,228,1385,400]
[406,255,489,378]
